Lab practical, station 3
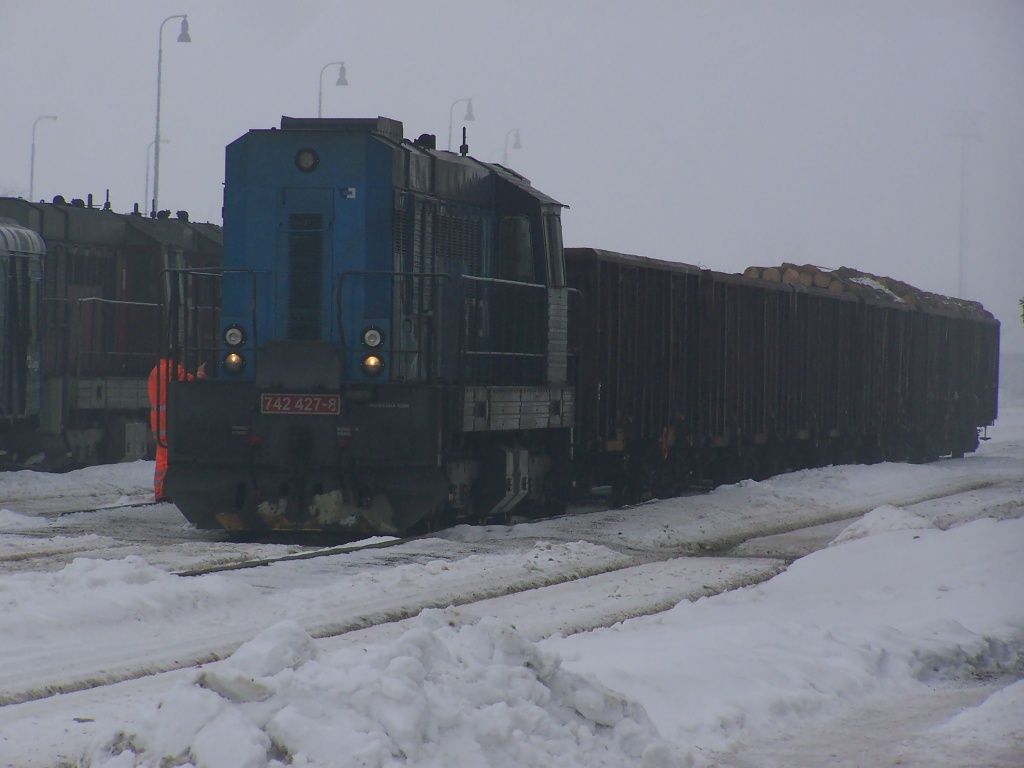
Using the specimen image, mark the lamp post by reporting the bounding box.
[145,138,169,216]
[29,115,57,201]
[447,98,475,152]
[152,14,190,216]
[503,128,521,166]
[318,61,348,118]
[950,110,980,298]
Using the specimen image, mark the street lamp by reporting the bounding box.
[951,110,980,298]
[503,128,522,166]
[448,98,475,152]
[318,61,348,118]
[29,115,57,201]
[145,138,170,216]
[152,14,191,215]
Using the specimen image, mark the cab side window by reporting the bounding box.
[499,215,534,282]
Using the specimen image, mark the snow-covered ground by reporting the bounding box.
[0,407,1021,767]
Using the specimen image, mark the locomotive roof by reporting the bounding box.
[0,218,45,258]
[279,115,404,143]
[270,117,565,209]
[480,161,565,208]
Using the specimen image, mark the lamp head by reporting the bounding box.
[513,129,522,149]
[464,99,475,121]
[177,17,191,43]
[336,63,348,86]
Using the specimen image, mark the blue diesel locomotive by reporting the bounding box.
[162,117,573,532]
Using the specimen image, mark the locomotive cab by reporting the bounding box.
[163,117,573,533]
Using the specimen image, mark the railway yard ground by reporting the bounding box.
[0,407,1021,767]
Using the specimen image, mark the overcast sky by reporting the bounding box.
[3,0,1022,351]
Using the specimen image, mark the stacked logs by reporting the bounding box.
[742,263,845,293]
[741,263,992,319]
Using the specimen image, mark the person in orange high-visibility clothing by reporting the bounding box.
[147,358,206,501]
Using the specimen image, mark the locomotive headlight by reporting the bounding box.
[361,327,384,348]
[361,354,383,376]
[223,325,246,347]
[223,351,246,374]
[295,148,319,173]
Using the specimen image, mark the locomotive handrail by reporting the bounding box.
[335,269,453,345]
[75,297,159,308]
[336,269,454,381]
[462,350,546,357]
[458,274,552,385]
[459,274,547,290]
[154,266,259,448]
[335,270,550,383]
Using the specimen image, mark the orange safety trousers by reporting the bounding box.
[147,360,192,502]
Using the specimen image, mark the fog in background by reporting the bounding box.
[3,0,1022,352]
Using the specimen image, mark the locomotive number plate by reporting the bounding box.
[260,393,340,415]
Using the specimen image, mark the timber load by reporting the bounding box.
[742,263,993,320]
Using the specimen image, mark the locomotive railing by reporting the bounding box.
[158,267,258,382]
[153,267,256,448]
[459,274,547,385]
[336,270,548,384]
[337,270,453,383]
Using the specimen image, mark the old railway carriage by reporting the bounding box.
[0,220,45,464]
[163,117,573,532]
[0,197,222,467]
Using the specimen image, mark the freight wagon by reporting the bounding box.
[566,249,999,501]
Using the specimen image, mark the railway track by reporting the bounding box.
[173,534,410,576]
[2,418,1021,768]
[0,468,1018,713]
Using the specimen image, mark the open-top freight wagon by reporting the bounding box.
[567,249,999,501]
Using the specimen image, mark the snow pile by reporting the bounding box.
[87,612,681,768]
[849,275,904,302]
[0,556,253,635]
[0,508,40,531]
[828,503,935,545]
[927,678,1024,749]
[550,517,1024,765]
[0,459,151,508]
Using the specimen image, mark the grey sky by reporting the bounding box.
[3,0,1022,351]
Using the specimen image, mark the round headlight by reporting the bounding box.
[361,354,383,376]
[223,325,245,347]
[223,351,245,374]
[295,148,319,173]
[362,327,384,348]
